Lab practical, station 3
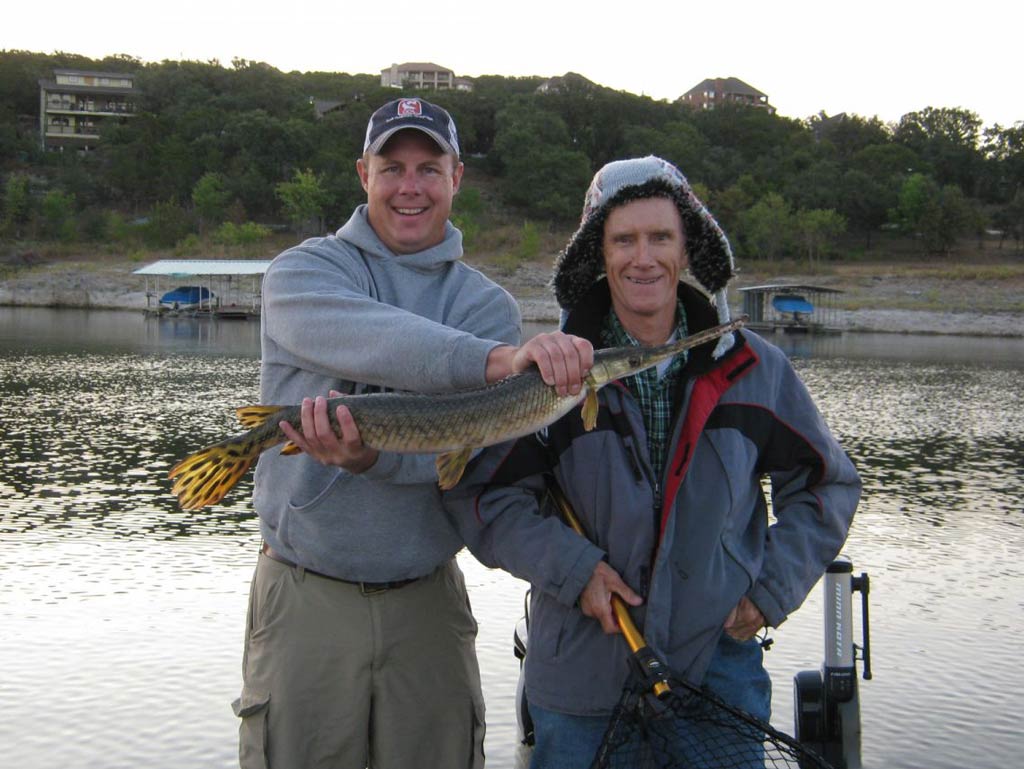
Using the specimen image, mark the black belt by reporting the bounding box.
[260,542,420,594]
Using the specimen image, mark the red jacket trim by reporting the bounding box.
[659,344,760,540]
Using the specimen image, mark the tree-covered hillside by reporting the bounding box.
[2,50,1022,260]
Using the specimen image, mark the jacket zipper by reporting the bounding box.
[611,382,660,600]
[651,378,695,570]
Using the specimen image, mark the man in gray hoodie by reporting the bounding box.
[233,97,592,769]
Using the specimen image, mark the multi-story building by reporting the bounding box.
[380,62,473,91]
[678,77,776,114]
[38,69,140,151]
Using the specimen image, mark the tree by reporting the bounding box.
[192,172,230,233]
[40,189,77,241]
[521,147,592,221]
[983,121,1024,201]
[850,143,920,187]
[795,209,846,264]
[892,172,939,233]
[836,169,891,249]
[895,107,984,194]
[807,112,892,160]
[143,199,194,247]
[0,104,33,166]
[785,160,843,211]
[693,105,807,168]
[534,73,642,167]
[275,168,328,234]
[217,111,316,216]
[622,121,709,180]
[737,193,794,261]
[492,99,592,221]
[991,189,1024,250]
[452,187,485,249]
[1,173,32,238]
[99,113,167,208]
[156,134,197,203]
[711,174,763,235]
[2,50,1018,257]
[896,106,982,150]
[893,173,979,254]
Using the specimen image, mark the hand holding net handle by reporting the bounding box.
[548,482,672,697]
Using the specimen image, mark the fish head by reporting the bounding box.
[585,317,746,388]
[588,343,680,387]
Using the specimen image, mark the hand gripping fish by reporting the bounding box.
[169,317,745,509]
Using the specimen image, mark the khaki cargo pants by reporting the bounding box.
[233,553,486,769]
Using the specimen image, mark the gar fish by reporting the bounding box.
[169,317,745,509]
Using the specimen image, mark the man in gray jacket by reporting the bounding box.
[445,156,861,769]
[233,97,592,769]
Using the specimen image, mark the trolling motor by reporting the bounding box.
[794,557,872,769]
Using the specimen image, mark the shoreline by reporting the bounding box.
[1,259,1022,338]
[517,299,1022,337]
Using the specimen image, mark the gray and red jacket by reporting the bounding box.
[443,280,861,716]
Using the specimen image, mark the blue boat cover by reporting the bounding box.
[773,294,814,315]
[160,286,214,305]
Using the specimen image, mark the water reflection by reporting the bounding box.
[771,329,1024,366]
[0,307,261,356]
[1,309,1022,769]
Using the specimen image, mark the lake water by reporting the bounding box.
[1,307,1022,769]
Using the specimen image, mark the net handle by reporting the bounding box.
[548,482,672,697]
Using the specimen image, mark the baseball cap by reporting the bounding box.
[363,98,461,158]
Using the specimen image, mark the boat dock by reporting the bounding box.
[737,284,844,334]
[134,259,273,319]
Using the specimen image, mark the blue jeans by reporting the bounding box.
[528,634,771,769]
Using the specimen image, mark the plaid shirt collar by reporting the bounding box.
[601,303,688,481]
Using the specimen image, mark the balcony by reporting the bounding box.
[45,101,136,116]
[45,125,100,138]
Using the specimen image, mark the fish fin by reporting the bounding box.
[581,387,599,431]
[436,448,474,491]
[168,440,258,510]
[236,405,287,430]
[279,441,303,456]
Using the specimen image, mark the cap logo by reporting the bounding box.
[397,99,423,117]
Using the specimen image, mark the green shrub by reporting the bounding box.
[143,200,195,247]
[40,189,77,242]
[105,211,131,243]
[212,221,272,246]
[493,220,543,273]
[175,233,202,254]
[516,220,541,261]
[451,213,480,249]
[2,173,32,239]
[78,208,108,242]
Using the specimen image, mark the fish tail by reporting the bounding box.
[168,438,261,510]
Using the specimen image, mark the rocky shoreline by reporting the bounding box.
[1,257,1022,338]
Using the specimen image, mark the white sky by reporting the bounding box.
[5,0,1022,128]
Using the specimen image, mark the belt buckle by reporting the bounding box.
[359,581,389,596]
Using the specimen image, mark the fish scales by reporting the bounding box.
[168,317,745,509]
[344,370,578,452]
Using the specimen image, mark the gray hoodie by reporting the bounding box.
[253,205,521,581]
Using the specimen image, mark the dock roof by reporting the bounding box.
[738,283,843,294]
[133,259,273,277]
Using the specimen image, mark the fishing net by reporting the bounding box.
[589,654,832,769]
[543,481,833,769]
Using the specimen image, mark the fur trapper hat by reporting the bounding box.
[552,156,737,357]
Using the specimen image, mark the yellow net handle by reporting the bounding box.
[548,483,671,697]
